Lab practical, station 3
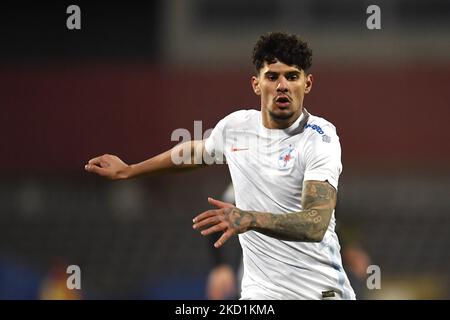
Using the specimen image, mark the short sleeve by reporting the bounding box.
[205,110,253,164]
[204,116,227,164]
[303,125,342,190]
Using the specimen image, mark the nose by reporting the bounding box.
[276,76,288,93]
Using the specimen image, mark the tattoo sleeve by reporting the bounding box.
[245,180,336,242]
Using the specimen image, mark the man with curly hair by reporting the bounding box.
[85,32,356,300]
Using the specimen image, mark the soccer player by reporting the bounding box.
[85,32,356,300]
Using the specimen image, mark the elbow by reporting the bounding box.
[308,229,326,243]
[306,210,332,243]
[309,235,324,243]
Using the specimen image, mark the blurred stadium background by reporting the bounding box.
[1,0,450,299]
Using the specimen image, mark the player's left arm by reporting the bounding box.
[193,180,336,248]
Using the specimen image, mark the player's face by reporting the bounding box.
[252,61,313,128]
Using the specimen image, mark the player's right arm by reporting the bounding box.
[84,140,207,180]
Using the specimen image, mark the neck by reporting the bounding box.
[261,107,303,129]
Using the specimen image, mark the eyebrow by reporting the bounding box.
[264,70,301,76]
[285,71,301,76]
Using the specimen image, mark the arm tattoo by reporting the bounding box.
[246,180,337,242]
[224,208,257,233]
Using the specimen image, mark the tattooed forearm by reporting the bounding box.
[245,180,337,242]
[248,208,330,242]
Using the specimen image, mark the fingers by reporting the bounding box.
[208,197,234,209]
[192,206,237,248]
[88,156,104,166]
[84,163,108,176]
[214,230,234,248]
[85,155,112,176]
[192,199,237,248]
[193,209,220,224]
[193,199,233,223]
[87,154,112,167]
[192,215,220,230]
[199,222,228,236]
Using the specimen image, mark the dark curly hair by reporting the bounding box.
[252,32,312,74]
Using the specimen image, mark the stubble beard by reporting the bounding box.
[268,109,295,121]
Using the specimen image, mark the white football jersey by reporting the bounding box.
[205,108,356,300]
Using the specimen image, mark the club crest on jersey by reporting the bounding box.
[278,145,296,169]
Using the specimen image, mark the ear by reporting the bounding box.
[304,73,313,94]
[251,76,261,96]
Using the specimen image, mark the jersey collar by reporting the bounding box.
[259,108,310,136]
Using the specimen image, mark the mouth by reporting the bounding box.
[275,96,290,108]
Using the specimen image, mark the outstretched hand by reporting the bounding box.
[193,197,254,248]
[84,154,130,180]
